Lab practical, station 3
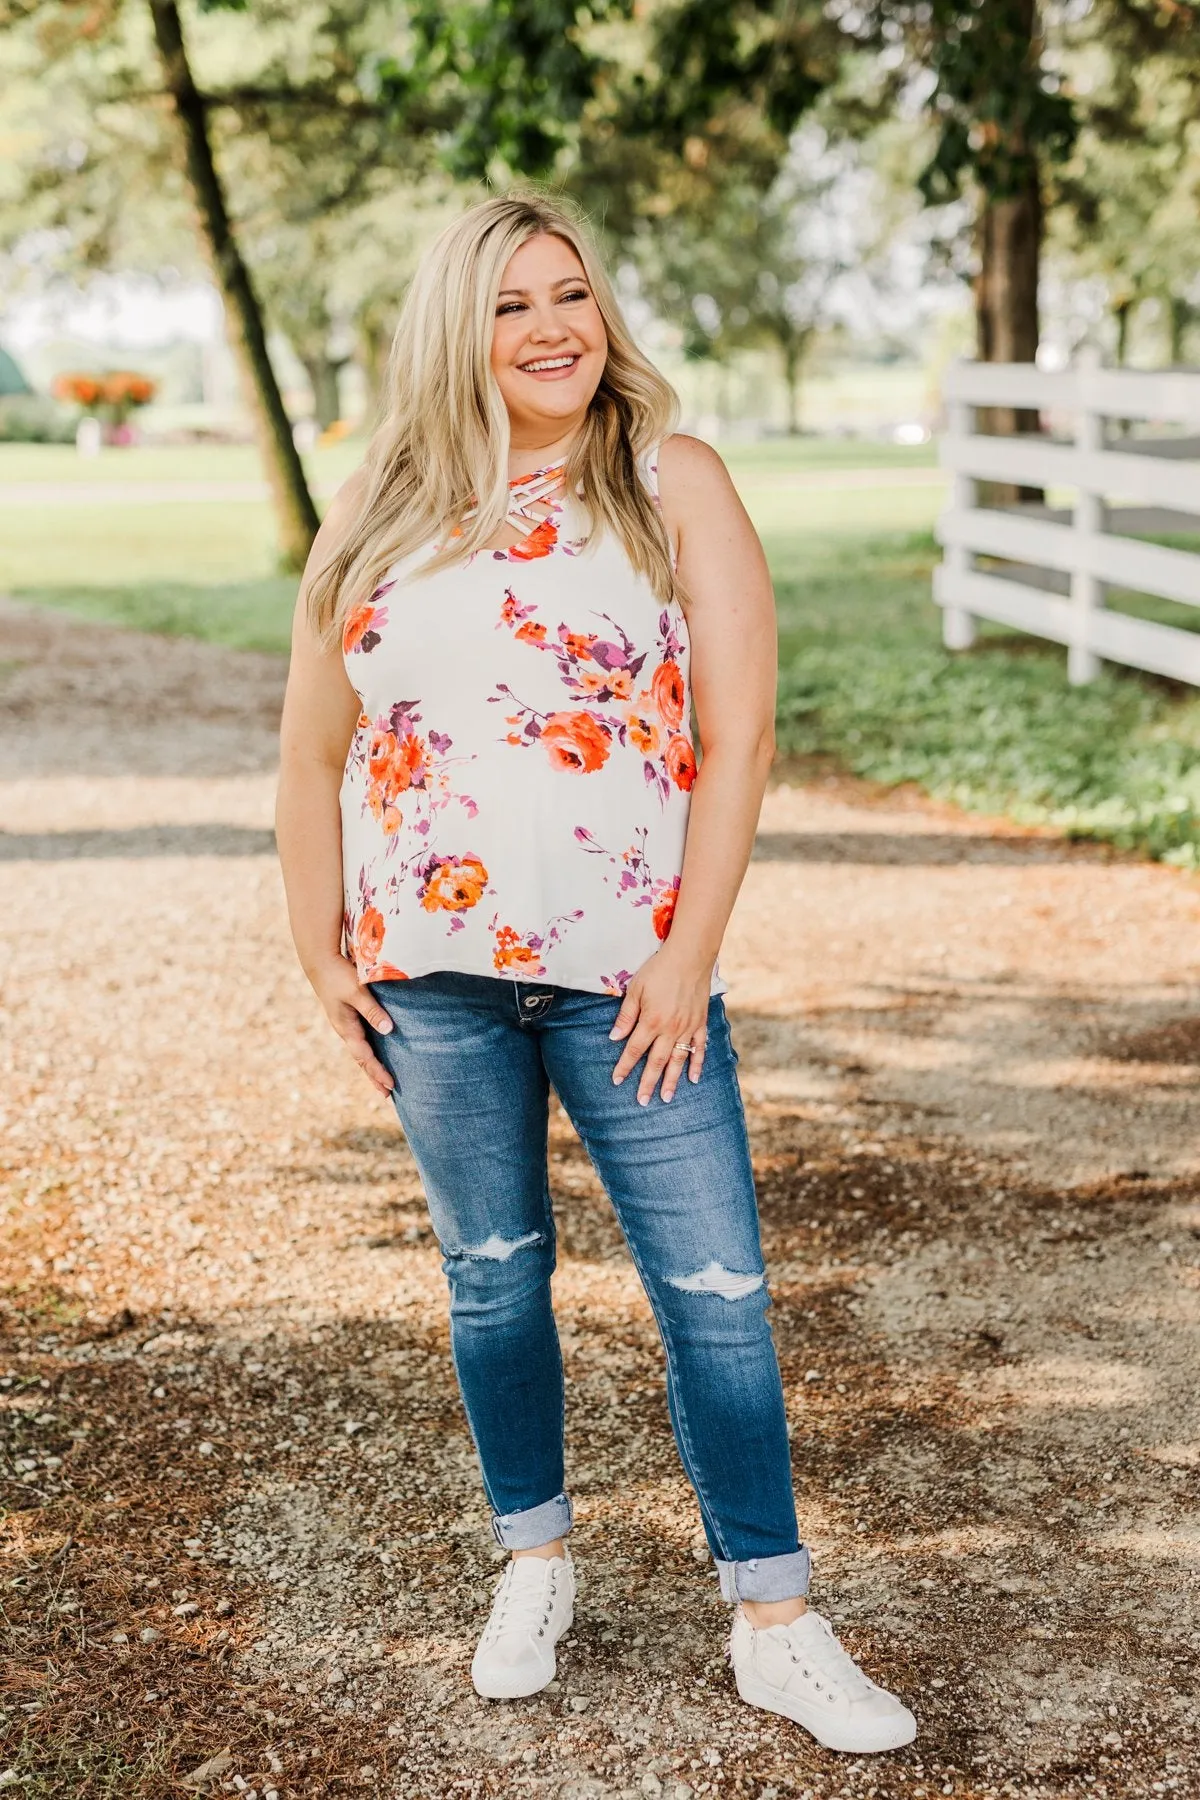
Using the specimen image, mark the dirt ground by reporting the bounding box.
[1,595,1198,1800]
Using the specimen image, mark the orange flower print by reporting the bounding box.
[417,852,489,914]
[665,733,697,791]
[490,909,583,976]
[343,588,391,655]
[494,599,691,801]
[356,906,386,968]
[507,517,558,560]
[625,706,661,757]
[560,629,597,662]
[492,925,546,978]
[575,826,682,946]
[652,658,685,730]
[368,728,427,803]
[541,710,611,774]
[368,728,397,784]
[652,879,680,941]
[364,963,408,982]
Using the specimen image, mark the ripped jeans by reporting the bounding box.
[368,971,809,1605]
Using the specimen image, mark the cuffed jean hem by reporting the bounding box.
[490,1491,573,1550]
[716,1546,811,1604]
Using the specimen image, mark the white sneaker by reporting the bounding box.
[470,1551,575,1700]
[729,1606,917,1754]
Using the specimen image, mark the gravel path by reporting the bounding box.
[1,596,1197,1800]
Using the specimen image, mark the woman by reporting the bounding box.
[276,192,915,1756]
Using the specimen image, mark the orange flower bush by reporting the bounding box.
[52,370,157,425]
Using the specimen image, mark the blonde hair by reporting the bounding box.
[308,191,680,647]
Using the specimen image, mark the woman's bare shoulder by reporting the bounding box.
[655,433,738,509]
[657,432,732,481]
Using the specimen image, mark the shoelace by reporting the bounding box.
[481,1563,559,1645]
[782,1614,875,1702]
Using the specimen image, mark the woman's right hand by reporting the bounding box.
[308,953,396,1096]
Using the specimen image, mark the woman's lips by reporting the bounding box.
[517,354,582,381]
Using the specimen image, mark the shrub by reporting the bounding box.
[0,393,77,443]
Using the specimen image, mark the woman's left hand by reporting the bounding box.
[608,945,711,1104]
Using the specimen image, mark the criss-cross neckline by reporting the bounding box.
[505,461,567,537]
[454,460,568,544]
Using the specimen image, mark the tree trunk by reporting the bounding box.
[781,332,801,436]
[1168,296,1187,366]
[148,0,320,571]
[1113,297,1134,367]
[357,312,392,428]
[974,168,1044,505]
[301,355,344,431]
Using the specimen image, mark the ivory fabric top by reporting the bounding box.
[338,445,724,996]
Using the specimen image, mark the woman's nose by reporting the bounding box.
[527,306,568,342]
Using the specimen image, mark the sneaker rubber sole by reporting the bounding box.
[471,1600,574,1700]
[734,1665,917,1754]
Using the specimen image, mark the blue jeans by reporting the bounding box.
[368,972,809,1605]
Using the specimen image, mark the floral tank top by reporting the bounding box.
[339,444,724,997]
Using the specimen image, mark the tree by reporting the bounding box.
[1050,1,1200,367]
[843,0,1077,450]
[629,129,859,434]
[148,0,320,568]
[2,0,856,566]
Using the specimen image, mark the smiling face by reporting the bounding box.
[490,233,609,448]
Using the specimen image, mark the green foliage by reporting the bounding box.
[1047,2,1200,359]
[911,0,1077,204]
[385,0,630,179]
[774,526,1200,868]
[621,0,833,147]
[389,0,840,188]
[0,393,75,442]
[5,444,1196,869]
[847,2,1078,204]
[18,577,299,651]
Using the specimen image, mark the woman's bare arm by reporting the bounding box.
[275,473,397,1094]
[608,433,777,1103]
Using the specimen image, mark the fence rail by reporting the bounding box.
[933,358,1200,686]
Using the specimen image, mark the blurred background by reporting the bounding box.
[1,0,1198,858]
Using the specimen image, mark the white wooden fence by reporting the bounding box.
[933,358,1200,685]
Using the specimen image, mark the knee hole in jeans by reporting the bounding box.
[444,1229,544,1263]
[664,1260,764,1300]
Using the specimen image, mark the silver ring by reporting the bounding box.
[672,1041,695,1055]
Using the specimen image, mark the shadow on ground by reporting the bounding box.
[3,1102,1197,1799]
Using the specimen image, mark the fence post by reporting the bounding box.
[1068,350,1105,685]
[942,375,977,650]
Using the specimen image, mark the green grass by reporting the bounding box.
[772,525,1200,869]
[2,439,1197,867]
[0,438,363,487]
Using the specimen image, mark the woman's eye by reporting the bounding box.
[497,301,526,316]
[561,289,589,303]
